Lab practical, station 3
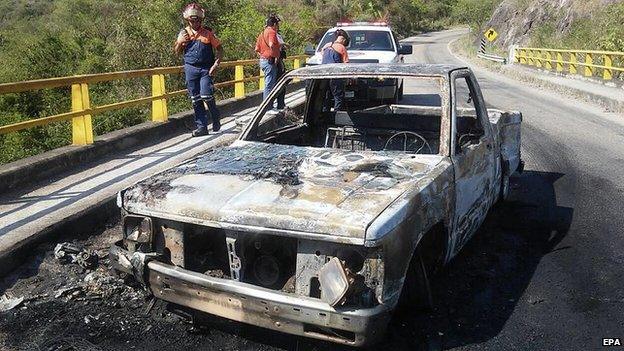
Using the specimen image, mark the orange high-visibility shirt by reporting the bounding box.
[255,27,280,59]
[321,42,349,63]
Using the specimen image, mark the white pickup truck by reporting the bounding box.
[305,22,413,103]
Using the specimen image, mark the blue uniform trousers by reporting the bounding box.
[184,64,220,130]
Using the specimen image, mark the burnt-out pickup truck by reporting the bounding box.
[110,64,522,346]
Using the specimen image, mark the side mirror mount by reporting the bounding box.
[304,44,316,56]
[398,45,413,55]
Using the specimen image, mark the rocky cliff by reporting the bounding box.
[486,0,623,49]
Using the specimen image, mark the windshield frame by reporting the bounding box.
[240,73,452,156]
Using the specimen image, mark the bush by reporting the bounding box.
[1,0,493,165]
[451,0,500,31]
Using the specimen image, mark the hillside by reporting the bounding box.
[486,0,624,51]
[0,0,469,165]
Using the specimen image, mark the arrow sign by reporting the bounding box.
[484,28,498,42]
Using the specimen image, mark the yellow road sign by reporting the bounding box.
[484,28,498,42]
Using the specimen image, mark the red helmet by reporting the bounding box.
[183,3,205,20]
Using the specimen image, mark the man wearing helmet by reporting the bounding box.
[174,3,223,137]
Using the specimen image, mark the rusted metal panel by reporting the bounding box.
[123,141,445,241]
[111,63,523,345]
[290,63,467,78]
[489,110,522,174]
[155,221,185,267]
[147,260,391,346]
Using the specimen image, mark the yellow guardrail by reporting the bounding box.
[514,47,624,81]
[0,55,308,145]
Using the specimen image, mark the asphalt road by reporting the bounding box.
[1,29,622,351]
[398,28,624,350]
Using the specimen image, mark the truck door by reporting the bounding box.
[450,71,497,253]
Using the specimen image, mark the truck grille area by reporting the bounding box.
[174,223,297,292]
[134,219,382,307]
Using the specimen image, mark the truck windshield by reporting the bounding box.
[318,30,395,51]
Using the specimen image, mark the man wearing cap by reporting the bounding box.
[255,14,281,106]
[174,3,223,137]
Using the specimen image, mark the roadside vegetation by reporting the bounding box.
[0,0,498,165]
[529,1,624,52]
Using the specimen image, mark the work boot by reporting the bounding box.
[192,127,209,137]
[212,121,221,133]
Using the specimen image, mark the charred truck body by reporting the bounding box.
[110,64,522,346]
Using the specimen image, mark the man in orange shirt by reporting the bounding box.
[174,3,223,137]
[321,29,350,110]
[255,14,281,107]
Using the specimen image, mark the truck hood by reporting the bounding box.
[307,50,398,65]
[122,141,444,241]
[347,51,398,63]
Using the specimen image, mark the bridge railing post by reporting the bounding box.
[71,83,94,145]
[603,54,613,80]
[234,64,245,98]
[508,45,517,64]
[584,52,593,77]
[294,59,301,69]
[556,52,563,72]
[520,49,527,64]
[545,51,552,70]
[151,74,168,122]
[259,67,265,91]
[570,52,577,74]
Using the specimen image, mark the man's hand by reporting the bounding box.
[174,30,191,55]
[209,63,218,76]
[176,31,190,45]
[210,46,223,76]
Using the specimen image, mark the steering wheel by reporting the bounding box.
[383,131,432,154]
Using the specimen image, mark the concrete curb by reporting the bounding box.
[0,198,119,277]
[0,135,238,277]
[0,90,263,195]
[448,37,624,115]
[0,91,261,277]
[503,67,624,114]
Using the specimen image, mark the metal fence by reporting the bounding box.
[0,55,307,145]
[513,47,624,81]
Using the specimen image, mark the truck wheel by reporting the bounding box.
[397,249,433,313]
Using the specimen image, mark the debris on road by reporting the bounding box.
[53,286,83,300]
[528,297,545,305]
[54,242,99,269]
[0,295,24,312]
